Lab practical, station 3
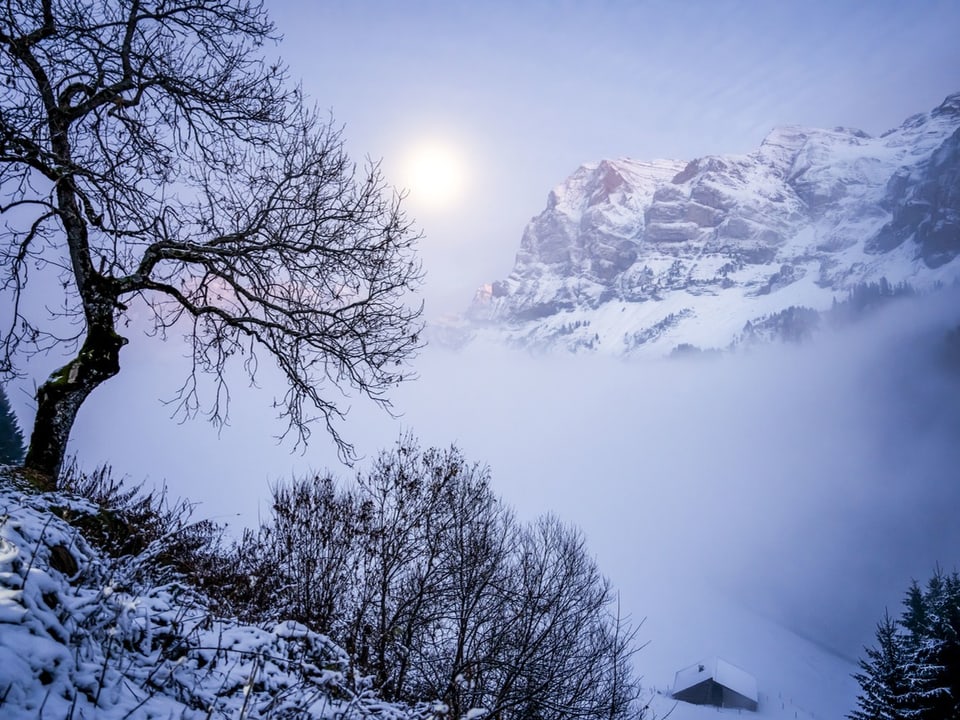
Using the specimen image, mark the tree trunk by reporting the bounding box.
[24,322,126,487]
[21,103,128,486]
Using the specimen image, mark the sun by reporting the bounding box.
[399,139,467,211]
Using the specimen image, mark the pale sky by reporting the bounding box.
[7,2,960,690]
[267,0,960,315]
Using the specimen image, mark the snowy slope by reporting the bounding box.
[447,92,960,356]
[0,475,424,720]
[637,585,857,720]
[0,472,863,720]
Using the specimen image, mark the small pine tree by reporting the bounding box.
[0,384,25,465]
[853,570,960,720]
[900,572,960,720]
[850,612,911,720]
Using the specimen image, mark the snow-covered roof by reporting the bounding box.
[673,656,758,701]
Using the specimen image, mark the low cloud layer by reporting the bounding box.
[37,287,960,697]
[399,291,960,663]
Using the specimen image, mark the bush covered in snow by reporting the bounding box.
[0,468,434,719]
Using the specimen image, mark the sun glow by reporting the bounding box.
[399,139,467,211]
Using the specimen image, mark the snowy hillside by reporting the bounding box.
[0,475,426,720]
[638,587,857,720]
[0,470,867,720]
[444,93,960,355]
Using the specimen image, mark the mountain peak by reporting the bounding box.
[934,91,960,118]
[757,125,814,170]
[449,93,960,357]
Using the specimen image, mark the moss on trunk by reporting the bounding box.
[24,325,127,487]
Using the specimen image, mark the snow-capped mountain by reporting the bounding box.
[448,93,960,355]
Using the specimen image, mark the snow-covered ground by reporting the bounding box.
[0,471,859,720]
[0,477,425,719]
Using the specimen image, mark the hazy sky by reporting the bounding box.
[7,2,960,708]
[267,0,960,314]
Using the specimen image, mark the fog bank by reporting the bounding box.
[399,290,960,665]
[21,288,958,695]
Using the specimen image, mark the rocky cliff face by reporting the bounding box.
[451,93,960,356]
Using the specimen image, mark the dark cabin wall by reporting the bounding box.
[673,679,758,712]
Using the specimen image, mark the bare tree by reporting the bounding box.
[260,474,363,633]
[243,437,648,720]
[490,516,645,720]
[0,0,423,484]
[350,438,463,698]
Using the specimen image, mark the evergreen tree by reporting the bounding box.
[850,612,910,720]
[900,572,960,719]
[901,581,929,639]
[0,384,25,465]
[852,570,960,720]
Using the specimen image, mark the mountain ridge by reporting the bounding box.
[442,92,960,355]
